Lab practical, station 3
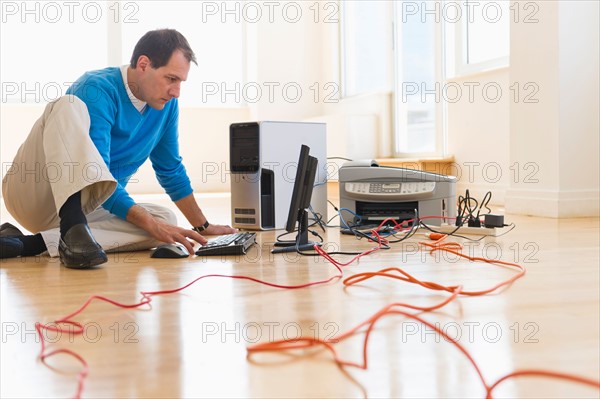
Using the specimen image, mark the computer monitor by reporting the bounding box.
[271,144,320,254]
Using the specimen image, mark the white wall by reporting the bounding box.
[315,91,393,159]
[446,69,510,205]
[1,105,46,177]
[447,0,598,216]
[506,0,599,217]
[557,1,600,213]
[245,2,325,121]
[135,107,251,194]
[1,1,598,217]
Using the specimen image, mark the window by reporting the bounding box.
[0,1,244,107]
[450,0,510,76]
[0,1,108,104]
[394,1,444,155]
[340,0,443,156]
[340,1,393,97]
[340,0,510,156]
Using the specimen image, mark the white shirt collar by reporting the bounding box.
[120,65,147,113]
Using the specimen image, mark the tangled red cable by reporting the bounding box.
[247,234,600,397]
[32,232,599,398]
[35,267,349,398]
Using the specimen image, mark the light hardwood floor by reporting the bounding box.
[1,193,599,398]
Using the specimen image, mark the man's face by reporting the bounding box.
[135,50,191,110]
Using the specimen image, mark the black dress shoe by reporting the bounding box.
[58,224,107,269]
[0,223,24,238]
[0,237,23,259]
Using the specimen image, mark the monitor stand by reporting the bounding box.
[271,210,320,254]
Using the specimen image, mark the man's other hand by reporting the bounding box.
[202,224,238,236]
[151,220,207,254]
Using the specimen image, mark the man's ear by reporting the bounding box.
[136,55,151,71]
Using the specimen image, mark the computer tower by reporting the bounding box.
[230,121,327,230]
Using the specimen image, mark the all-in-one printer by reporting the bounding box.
[339,160,457,226]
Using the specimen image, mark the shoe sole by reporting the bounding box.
[59,251,108,269]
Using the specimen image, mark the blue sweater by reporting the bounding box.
[66,67,192,219]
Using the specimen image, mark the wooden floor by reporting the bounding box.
[1,194,599,398]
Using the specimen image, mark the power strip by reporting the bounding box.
[429,224,499,236]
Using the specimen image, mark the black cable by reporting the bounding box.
[308,229,324,244]
[308,206,326,231]
[419,221,486,242]
[478,191,493,216]
[275,230,297,244]
[307,200,342,228]
[325,214,340,227]
[457,189,488,227]
[295,217,391,256]
[384,220,420,243]
[340,210,421,246]
[494,222,517,237]
[382,209,421,244]
[327,199,339,211]
[294,236,375,256]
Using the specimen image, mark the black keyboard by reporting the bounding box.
[195,232,257,256]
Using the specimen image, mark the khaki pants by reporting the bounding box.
[2,95,175,257]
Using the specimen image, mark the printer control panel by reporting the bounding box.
[345,182,435,196]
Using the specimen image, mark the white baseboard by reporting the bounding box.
[505,188,600,217]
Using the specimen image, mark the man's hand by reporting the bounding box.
[201,223,238,236]
[127,204,206,254]
[174,194,238,237]
[149,219,207,254]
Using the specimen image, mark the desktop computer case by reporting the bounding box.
[230,121,327,230]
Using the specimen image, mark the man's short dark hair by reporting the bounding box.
[130,29,197,68]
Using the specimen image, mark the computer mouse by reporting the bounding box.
[150,243,190,258]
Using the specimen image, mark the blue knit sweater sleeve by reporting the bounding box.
[149,103,193,202]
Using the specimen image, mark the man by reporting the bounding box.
[1,29,236,268]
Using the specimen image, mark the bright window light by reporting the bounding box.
[1,1,244,107]
[1,1,108,104]
[341,1,392,97]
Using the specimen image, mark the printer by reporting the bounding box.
[339,160,457,226]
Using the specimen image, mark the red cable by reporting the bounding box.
[486,370,600,397]
[35,263,346,398]
[314,229,388,267]
[33,231,599,398]
[247,233,599,397]
[344,233,525,296]
[248,305,600,396]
